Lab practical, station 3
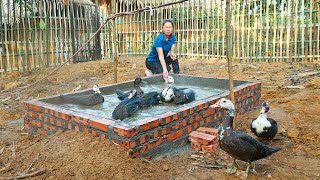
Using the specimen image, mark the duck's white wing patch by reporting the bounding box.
[252,114,271,134]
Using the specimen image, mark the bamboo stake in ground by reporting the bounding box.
[225,0,235,119]
[112,0,118,83]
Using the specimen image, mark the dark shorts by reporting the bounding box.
[145,56,180,74]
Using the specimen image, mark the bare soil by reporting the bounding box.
[0,57,319,179]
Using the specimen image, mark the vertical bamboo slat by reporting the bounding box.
[309,0,313,62]
[1,0,320,73]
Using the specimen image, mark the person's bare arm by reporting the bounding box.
[169,44,177,60]
[156,47,168,81]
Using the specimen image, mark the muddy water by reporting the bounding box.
[54,83,224,122]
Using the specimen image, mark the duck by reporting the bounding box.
[115,78,145,101]
[160,76,175,103]
[210,98,281,176]
[59,85,104,106]
[160,76,195,104]
[251,102,278,140]
[117,77,161,109]
[112,90,141,120]
[172,88,195,105]
[139,91,161,109]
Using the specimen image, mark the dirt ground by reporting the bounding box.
[0,56,319,179]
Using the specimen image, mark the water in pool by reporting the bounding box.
[52,82,224,123]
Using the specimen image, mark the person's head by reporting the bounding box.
[162,19,174,36]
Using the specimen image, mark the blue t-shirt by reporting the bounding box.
[146,33,176,62]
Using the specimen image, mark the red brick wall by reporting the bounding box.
[24,82,261,159]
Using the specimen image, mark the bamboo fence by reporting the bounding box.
[1,0,319,73]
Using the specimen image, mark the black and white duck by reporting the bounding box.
[112,90,141,120]
[251,102,278,140]
[210,98,281,176]
[160,76,195,104]
[115,78,145,101]
[160,76,175,103]
[59,85,104,106]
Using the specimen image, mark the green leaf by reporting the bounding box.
[39,19,46,30]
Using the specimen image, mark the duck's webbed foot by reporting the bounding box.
[225,158,238,174]
[249,163,266,175]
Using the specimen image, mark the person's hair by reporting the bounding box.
[162,19,174,28]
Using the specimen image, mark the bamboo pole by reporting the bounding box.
[49,2,54,65]
[301,0,306,62]
[241,1,245,62]
[112,0,118,83]
[246,0,250,62]
[286,0,291,62]
[57,0,62,64]
[24,0,29,70]
[27,11,34,69]
[309,0,313,62]
[45,2,50,66]
[253,0,257,62]
[317,1,320,62]
[279,1,284,62]
[226,0,235,123]
[235,1,240,62]
[0,0,3,74]
[259,0,262,62]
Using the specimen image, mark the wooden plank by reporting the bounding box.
[295,71,320,78]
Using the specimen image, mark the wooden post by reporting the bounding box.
[70,1,77,63]
[226,0,235,107]
[112,0,118,83]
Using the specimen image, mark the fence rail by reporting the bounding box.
[1,0,319,73]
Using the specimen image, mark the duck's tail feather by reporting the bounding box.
[115,89,126,100]
[270,146,281,154]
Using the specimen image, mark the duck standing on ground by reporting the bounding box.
[210,98,281,177]
[112,90,141,120]
[59,85,104,106]
[251,102,278,140]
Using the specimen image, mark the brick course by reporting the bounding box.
[24,81,261,159]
